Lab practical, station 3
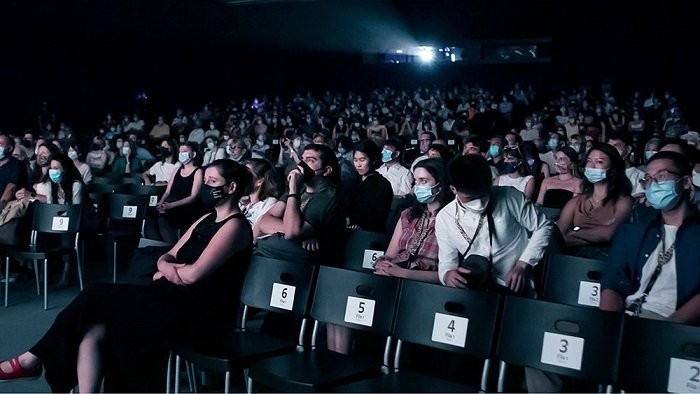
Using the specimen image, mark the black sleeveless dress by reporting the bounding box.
[163,167,205,231]
[30,212,252,392]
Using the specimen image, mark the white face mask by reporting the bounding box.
[207,142,215,150]
[460,195,490,214]
[693,169,700,189]
[122,146,131,156]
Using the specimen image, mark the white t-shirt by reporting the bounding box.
[625,166,645,197]
[148,161,180,183]
[625,224,678,318]
[240,196,278,226]
[35,181,83,204]
[496,175,533,196]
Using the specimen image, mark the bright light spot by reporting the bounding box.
[416,46,435,63]
[450,54,456,62]
[395,49,403,54]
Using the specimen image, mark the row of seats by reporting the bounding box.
[169,255,700,393]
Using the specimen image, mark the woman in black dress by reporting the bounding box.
[0,159,253,392]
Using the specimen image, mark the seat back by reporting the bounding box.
[341,229,389,271]
[240,255,316,318]
[618,316,700,392]
[106,193,150,225]
[93,175,122,185]
[311,266,399,336]
[537,206,563,221]
[394,280,502,359]
[31,203,83,238]
[496,296,622,383]
[541,253,606,308]
[128,183,167,210]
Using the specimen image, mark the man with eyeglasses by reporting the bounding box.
[410,131,436,171]
[600,151,700,323]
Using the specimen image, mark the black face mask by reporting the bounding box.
[199,184,227,208]
[298,160,318,183]
[159,147,170,158]
[22,139,33,148]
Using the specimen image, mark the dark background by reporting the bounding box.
[0,0,697,133]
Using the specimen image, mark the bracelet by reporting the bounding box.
[287,193,300,200]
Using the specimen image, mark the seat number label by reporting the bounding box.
[577,281,600,307]
[51,217,69,231]
[668,358,700,393]
[362,249,384,269]
[344,296,375,327]
[431,313,468,348]
[269,283,296,311]
[540,332,584,371]
[122,206,138,218]
[149,196,158,207]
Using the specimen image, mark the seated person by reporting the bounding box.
[110,140,144,181]
[374,158,449,283]
[343,140,393,232]
[600,151,700,324]
[0,160,253,392]
[32,152,85,205]
[142,138,179,185]
[240,158,281,227]
[66,143,92,185]
[493,144,536,200]
[536,146,583,208]
[377,138,413,197]
[254,144,343,263]
[201,136,225,166]
[557,143,632,259]
[0,134,24,207]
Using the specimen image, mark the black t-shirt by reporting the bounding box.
[0,157,23,198]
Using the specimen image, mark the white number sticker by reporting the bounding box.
[344,296,375,327]
[577,281,600,307]
[540,332,584,371]
[149,195,158,207]
[431,313,468,348]
[447,139,456,145]
[51,217,69,231]
[269,283,296,311]
[410,139,418,145]
[122,205,138,218]
[668,358,700,393]
[272,139,279,145]
[362,249,384,269]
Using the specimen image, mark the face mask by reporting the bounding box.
[0,147,6,160]
[293,138,302,148]
[461,195,490,214]
[571,144,581,153]
[225,146,233,156]
[584,167,607,183]
[414,184,439,204]
[693,169,700,189]
[337,147,346,155]
[22,139,32,148]
[207,142,215,150]
[298,160,319,183]
[256,139,264,146]
[116,141,124,149]
[199,184,227,208]
[547,139,559,150]
[501,162,520,175]
[645,180,681,210]
[488,144,501,157]
[381,148,394,163]
[645,150,657,161]
[67,150,79,160]
[48,169,63,184]
[223,135,230,141]
[354,122,360,128]
[351,134,360,143]
[122,146,132,156]
[178,152,191,165]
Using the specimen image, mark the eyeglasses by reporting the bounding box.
[639,170,683,189]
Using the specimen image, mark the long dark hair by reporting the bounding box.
[208,159,253,201]
[582,142,631,204]
[45,152,84,204]
[408,158,452,220]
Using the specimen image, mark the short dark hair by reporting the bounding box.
[462,135,488,153]
[353,139,380,167]
[304,143,340,184]
[447,154,492,196]
[384,137,404,152]
[647,150,692,176]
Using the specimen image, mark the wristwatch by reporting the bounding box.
[573,226,581,232]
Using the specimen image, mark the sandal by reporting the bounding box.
[0,357,42,382]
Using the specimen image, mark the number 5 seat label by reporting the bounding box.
[431,313,468,348]
[270,283,296,311]
[344,296,375,327]
[540,332,584,371]
[668,357,700,393]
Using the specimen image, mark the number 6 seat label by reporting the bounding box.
[362,249,384,269]
[269,283,296,311]
[431,313,468,348]
[344,296,375,327]
[540,332,584,371]
[668,358,700,393]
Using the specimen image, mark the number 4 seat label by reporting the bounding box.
[668,358,700,393]
[431,313,468,348]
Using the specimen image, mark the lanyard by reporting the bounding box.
[627,226,676,315]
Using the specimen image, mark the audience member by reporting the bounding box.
[377,138,413,197]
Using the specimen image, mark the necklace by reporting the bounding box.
[407,210,431,258]
[454,203,486,245]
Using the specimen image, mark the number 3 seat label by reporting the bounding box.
[668,358,700,393]
[431,313,469,348]
[540,332,584,371]
[344,296,375,327]
[270,283,296,311]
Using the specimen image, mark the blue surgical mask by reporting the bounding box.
[488,145,501,158]
[48,169,63,183]
[0,146,5,160]
[584,167,607,183]
[178,152,191,165]
[381,148,393,163]
[645,180,681,210]
[414,183,439,204]
[645,150,658,161]
[548,138,559,150]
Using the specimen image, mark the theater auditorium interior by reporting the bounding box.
[0,0,699,393]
